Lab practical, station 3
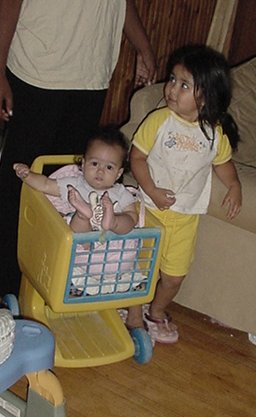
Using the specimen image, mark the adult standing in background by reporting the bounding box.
[0,0,156,296]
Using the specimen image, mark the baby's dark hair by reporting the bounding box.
[82,125,130,170]
[167,43,239,149]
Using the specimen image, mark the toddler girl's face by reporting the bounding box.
[165,64,204,122]
[82,139,124,190]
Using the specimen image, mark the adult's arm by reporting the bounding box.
[124,0,157,87]
[0,0,23,121]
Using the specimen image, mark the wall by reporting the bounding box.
[228,0,256,65]
[100,0,217,126]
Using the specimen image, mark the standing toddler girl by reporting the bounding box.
[130,44,242,343]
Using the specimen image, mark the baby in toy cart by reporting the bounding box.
[14,125,145,330]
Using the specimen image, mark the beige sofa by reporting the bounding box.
[121,57,256,335]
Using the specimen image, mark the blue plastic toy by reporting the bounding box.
[0,318,67,417]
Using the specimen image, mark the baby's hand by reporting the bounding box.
[13,163,30,179]
[222,184,242,220]
[150,187,176,210]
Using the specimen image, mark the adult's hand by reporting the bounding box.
[0,0,23,121]
[124,0,157,88]
[134,51,157,87]
[0,72,13,121]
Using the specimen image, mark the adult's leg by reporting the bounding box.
[56,89,107,155]
[0,74,107,296]
[0,72,64,295]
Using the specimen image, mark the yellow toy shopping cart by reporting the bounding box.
[17,155,163,367]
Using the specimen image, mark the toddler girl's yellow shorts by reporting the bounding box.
[147,208,199,277]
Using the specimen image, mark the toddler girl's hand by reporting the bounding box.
[150,187,176,210]
[222,184,242,220]
[13,163,30,179]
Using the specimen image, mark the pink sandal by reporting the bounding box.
[144,313,179,344]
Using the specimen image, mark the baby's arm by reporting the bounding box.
[130,145,176,210]
[13,163,60,196]
[213,160,242,220]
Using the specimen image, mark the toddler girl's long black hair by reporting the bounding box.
[167,44,239,150]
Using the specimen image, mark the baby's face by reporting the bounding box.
[82,140,123,190]
[165,64,204,122]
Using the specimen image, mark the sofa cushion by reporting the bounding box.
[229,58,256,168]
[121,83,165,142]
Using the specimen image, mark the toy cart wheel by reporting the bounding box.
[3,294,20,316]
[129,328,153,364]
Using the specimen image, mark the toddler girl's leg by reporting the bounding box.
[150,272,185,320]
[123,274,182,343]
[125,274,183,342]
[126,305,144,329]
[143,272,184,344]
[144,210,199,343]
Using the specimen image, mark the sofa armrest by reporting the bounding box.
[121,83,165,142]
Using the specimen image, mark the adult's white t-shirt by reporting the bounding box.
[7,0,126,90]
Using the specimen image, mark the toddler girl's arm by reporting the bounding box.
[130,145,176,210]
[213,160,242,220]
[13,163,60,196]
